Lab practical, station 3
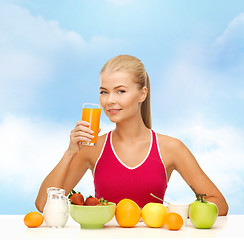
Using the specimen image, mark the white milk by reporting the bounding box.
[43,199,69,227]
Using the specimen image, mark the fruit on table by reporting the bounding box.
[189,185,218,229]
[68,190,108,206]
[70,193,85,205]
[24,211,44,228]
[142,202,168,228]
[164,212,183,230]
[115,199,141,227]
[85,196,100,206]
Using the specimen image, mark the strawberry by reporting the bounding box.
[85,196,100,206]
[70,193,84,205]
[68,190,84,205]
[68,190,109,206]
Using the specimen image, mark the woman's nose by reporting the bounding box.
[107,93,116,104]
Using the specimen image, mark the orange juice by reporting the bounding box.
[82,104,101,146]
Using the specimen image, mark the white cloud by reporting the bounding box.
[0,2,84,112]
[211,12,244,71]
[0,114,114,194]
[163,123,244,214]
[0,3,86,53]
[0,1,123,62]
[0,114,70,191]
[0,2,123,114]
[214,12,244,49]
[157,12,244,126]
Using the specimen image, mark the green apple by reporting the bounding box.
[189,186,218,229]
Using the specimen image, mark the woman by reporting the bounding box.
[36,55,228,215]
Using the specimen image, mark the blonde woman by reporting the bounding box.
[36,55,228,215]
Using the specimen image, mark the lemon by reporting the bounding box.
[142,203,168,228]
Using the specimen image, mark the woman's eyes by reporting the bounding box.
[118,90,126,94]
[100,90,126,94]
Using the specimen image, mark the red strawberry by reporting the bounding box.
[70,193,84,205]
[85,196,100,206]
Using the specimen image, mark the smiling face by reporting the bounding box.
[99,71,147,124]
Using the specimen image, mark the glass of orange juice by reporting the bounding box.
[81,103,101,146]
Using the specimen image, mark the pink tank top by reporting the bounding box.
[93,130,167,208]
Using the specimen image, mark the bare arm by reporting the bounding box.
[165,138,228,216]
[35,121,94,212]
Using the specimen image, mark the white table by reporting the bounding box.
[0,215,242,239]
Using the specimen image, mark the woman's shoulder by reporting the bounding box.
[155,132,185,151]
[155,132,187,168]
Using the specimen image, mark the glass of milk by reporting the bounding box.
[43,187,69,227]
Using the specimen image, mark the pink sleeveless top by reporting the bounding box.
[93,130,167,208]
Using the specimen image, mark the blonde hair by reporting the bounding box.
[100,55,152,129]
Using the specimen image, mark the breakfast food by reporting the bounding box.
[85,196,101,206]
[142,202,168,228]
[68,190,108,206]
[189,185,218,229]
[24,211,44,228]
[70,193,85,205]
[164,212,183,230]
[115,199,141,227]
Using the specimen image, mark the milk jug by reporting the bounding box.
[43,187,69,227]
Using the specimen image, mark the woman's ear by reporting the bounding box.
[139,86,148,103]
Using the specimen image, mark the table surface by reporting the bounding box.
[0,214,242,239]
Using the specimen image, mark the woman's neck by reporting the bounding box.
[113,115,150,142]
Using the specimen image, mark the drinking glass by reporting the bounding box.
[81,103,101,146]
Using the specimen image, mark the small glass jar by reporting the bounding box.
[43,187,69,227]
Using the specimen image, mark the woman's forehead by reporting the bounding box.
[100,71,135,87]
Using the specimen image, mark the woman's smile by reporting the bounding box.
[107,108,122,115]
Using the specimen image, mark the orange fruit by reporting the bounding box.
[24,211,44,228]
[142,203,168,228]
[115,199,141,227]
[164,212,183,230]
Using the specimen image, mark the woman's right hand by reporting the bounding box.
[67,121,94,154]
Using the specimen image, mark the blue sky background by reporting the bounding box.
[0,0,243,214]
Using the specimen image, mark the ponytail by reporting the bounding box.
[141,72,152,129]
